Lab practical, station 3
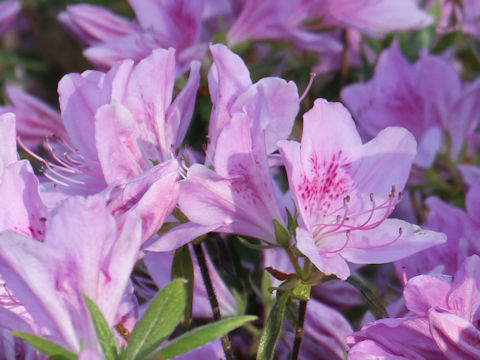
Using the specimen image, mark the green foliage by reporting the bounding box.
[171,245,194,327]
[257,292,289,360]
[149,315,257,359]
[83,295,119,360]
[124,279,186,360]
[11,332,77,360]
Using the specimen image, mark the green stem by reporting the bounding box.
[192,241,234,360]
[291,300,307,360]
[286,247,303,278]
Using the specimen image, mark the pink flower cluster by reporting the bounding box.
[1,0,480,359]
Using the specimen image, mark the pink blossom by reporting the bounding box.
[0,86,66,149]
[0,194,142,354]
[278,99,446,279]
[342,45,480,167]
[147,45,298,251]
[59,1,207,72]
[349,255,480,359]
[313,0,433,36]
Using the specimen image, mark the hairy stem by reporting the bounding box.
[291,300,307,360]
[193,241,235,360]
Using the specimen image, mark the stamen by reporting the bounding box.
[299,72,316,102]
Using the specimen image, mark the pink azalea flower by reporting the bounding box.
[227,0,342,53]
[147,45,298,251]
[0,1,20,35]
[52,48,199,190]
[349,255,480,359]
[342,45,480,167]
[313,0,433,36]
[59,0,207,72]
[0,194,142,354]
[0,86,66,149]
[278,99,446,279]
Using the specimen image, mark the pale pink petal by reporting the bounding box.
[340,219,446,265]
[403,275,450,316]
[59,4,139,45]
[207,43,252,153]
[353,126,416,203]
[58,73,103,161]
[0,113,18,170]
[95,102,145,183]
[145,222,221,252]
[447,255,480,323]
[0,231,79,350]
[296,227,351,279]
[429,307,480,359]
[107,160,179,242]
[231,77,299,154]
[0,160,47,240]
[326,0,433,35]
[178,164,276,242]
[166,60,201,151]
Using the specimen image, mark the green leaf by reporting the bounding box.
[171,245,194,328]
[273,219,290,248]
[431,31,460,54]
[11,332,77,360]
[124,279,186,360]
[257,292,289,360]
[150,315,257,360]
[83,295,118,360]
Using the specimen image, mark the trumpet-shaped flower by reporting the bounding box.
[342,45,480,167]
[59,0,207,72]
[0,194,142,354]
[278,99,446,279]
[0,86,66,149]
[349,255,480,359]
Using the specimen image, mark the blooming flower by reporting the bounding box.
[0,86,66,150]
[342,45,480,167]
[59,0,207,72]
[0,192,142,355]
[147,45,298,251]
[278,99,446,279]
[349,255,480,359]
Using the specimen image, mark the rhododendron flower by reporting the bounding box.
[342,45,480,167]
[227,0,342,53]
[0,194,142,354]
[313,0,433,36]
[59,0,207,72]
[0,1,20,35]
[278,99,446,279]
[349,255,480,359]
[147,45,298,251]
[0,86,66,149]
[206,43,299,161]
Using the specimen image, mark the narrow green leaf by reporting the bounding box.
[124,279,186,360]
[150,315,257,360]
[11,332,77,360]
[171,245,194,328]
[273,219,290,248]
[83,295,118,360]
[257,292,289,360]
